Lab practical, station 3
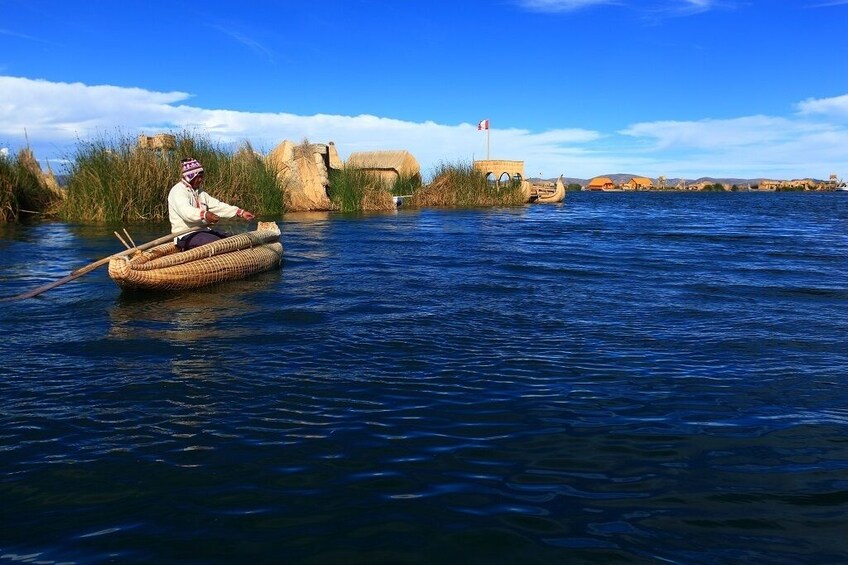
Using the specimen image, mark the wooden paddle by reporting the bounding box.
[3,226,203,301]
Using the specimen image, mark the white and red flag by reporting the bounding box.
[477,119,489,131]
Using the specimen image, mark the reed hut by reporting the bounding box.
[137,133,176,152]
[622,176,654,190]
[587,177,615,191]
[346,150,421,186]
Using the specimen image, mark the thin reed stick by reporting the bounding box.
[113,231,131,250]
[122,228,137,248]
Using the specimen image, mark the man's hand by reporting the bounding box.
[204,211,220,224]
[237,209,256,221]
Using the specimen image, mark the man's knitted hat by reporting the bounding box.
[180,158,204,183]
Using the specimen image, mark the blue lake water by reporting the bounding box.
[1,191,847,563]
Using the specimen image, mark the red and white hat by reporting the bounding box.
[180,158,204,183]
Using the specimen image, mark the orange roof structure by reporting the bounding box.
[587,177,615,189]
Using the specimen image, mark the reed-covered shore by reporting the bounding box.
[0,131,527,224]
[0,147,64,223]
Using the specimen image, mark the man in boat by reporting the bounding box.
[168,158,256,250]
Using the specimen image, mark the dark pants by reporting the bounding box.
[176,229,232,251]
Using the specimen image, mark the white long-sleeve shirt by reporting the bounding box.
[168,180,240,234]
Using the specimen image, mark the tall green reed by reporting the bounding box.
[62,131,284,223]
[409,161,526,208]
[327,167,395,213]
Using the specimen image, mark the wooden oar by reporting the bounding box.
[3,226,203,301]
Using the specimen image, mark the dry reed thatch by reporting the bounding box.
[360,188,396,211]
[0,147,64,221]
[108,221,282,291]
[410,173,462,208]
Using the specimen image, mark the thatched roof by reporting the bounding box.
[588,176,614,187]
[346,150,420,178]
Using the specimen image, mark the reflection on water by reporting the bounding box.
[108,273,280,342]
[282,211,334,223]
[108,270,284,383]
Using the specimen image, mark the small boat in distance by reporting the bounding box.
[108,221,283,291]
[526,175,566,203]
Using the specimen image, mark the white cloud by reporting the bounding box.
[0,75,602,178]
[515,0,728,16]
[809,0,848,6]
[796,93,848,119]
[0,28,39,41]
[619,115,827,150]
[0,147,8,158]
[0,76,190,143]
[514,0,619,12]
[209,25,275,63]
[673,0,716,15]
[1,75,847,180]
[0,28,60,46]
[637,0,736,21]
[619,113,848,178]
[682,0,714,9]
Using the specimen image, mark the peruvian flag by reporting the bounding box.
[477,119,489,131]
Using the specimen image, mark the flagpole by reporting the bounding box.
[477,119,490,160]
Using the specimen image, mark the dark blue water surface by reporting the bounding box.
[1,192,847,564]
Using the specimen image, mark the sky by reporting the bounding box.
[1,0,847,181]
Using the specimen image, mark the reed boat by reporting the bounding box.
[525,175,566,204]
[108,221,283,291]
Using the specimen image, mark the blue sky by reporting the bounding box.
[1,0,847,180]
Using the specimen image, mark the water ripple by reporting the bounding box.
[1,193,847,562]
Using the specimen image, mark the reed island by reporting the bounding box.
[1,131,563,224]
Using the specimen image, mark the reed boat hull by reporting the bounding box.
[108,222,283,291]
[526,175,566,203]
